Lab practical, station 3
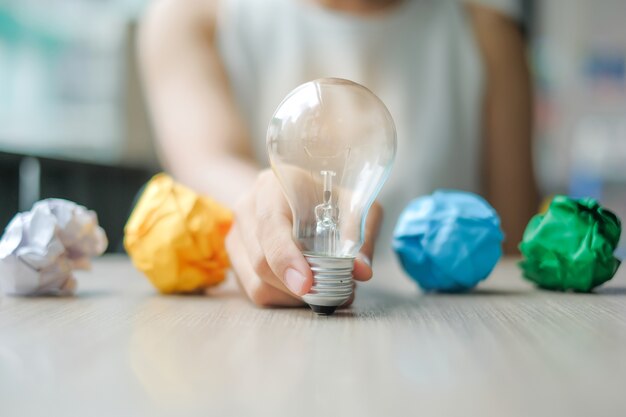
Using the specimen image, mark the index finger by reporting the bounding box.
[353,202,383,281]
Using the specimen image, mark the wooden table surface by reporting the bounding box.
[1,255,625,417]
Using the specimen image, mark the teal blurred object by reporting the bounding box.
[0,8,21,41]
[392,190,504,292]
[0,7,60,47]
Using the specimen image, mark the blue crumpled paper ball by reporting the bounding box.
[392,190,504,292]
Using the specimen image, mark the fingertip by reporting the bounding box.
[353,257,373,281]
[284,266,312,296]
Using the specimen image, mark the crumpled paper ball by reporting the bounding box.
[519,195,621,292]
[124,173,233,294]
[392,190,504,292]
[0,199,108,296]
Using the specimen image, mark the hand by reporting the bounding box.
[226,169,383,307]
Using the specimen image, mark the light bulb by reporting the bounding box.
[267,78,397,315]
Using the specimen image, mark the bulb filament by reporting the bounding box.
[315,170,339,256]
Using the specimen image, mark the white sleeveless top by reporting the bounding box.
[216,0,521,249]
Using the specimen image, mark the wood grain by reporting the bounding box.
[1,255,625,417]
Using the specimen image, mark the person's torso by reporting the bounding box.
[217,0,485,250]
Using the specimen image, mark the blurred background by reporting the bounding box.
[0,0,625,254]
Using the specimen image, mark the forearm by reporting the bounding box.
[483,78,538,254]
[468,5,539,254]
[483,35,537,252]
[138,0,259,208]
[164,152,260,208]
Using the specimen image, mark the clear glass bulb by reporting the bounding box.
[267,78,397,314]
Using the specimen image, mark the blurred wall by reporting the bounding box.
[533,0,626,253]
[0,0,156,166]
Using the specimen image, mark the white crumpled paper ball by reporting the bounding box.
[0,199,108,296]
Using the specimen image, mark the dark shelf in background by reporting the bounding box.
[0,151,156,253]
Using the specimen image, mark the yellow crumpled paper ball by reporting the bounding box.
[124,173,233,293]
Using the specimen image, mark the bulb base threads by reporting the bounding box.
[302,254,355,315]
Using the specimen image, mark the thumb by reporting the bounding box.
[255,173,313,296]
[257,210,312,296]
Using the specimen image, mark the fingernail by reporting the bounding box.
[358,254,372,268]
[285,268,307,295]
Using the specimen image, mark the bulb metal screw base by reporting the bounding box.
[302,254,355,316]
[309,305,338,315]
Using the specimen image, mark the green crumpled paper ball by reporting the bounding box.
[519,195,621,292]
